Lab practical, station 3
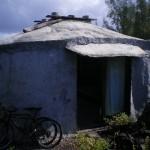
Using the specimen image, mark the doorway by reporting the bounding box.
[77,56,106,129]
[77,56,131,130]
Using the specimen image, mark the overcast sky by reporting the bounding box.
[0,0,108,37]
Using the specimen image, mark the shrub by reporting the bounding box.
[93,138,109,150]
[104,112,134,126]
[75,133,109,150]
[75,133,94,150]
[144,136,150,150]
[8,146,15,150]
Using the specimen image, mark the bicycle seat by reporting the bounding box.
[23,107,42,112]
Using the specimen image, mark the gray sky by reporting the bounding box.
[0,0,107,36]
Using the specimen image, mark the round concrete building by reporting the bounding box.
[0,14,149,133]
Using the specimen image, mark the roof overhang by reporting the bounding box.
[66,43,145,57]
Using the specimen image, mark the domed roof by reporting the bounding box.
[0,20,141,46]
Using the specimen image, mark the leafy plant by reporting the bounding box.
[75,133,94,150]
[104,112,134,126]
[104,0,150,39]
[75,133,109,150]
[144,136,150,150]
[8,146,15,150]
[93,138,109,150]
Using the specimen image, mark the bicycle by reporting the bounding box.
[0,103,62,149]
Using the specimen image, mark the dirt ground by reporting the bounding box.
[52,137,77,150]
[15,137,77,150]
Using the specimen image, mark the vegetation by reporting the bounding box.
[73,113,149,150]
[103,0,150,39]
[104,112,134,126]
[144,136,150,150]
[75,133,109,150]
[8,146,15,150]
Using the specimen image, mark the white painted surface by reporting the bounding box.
[67,43,145,57]
[0,20,142,46]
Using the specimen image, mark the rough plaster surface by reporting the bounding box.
[66,43,145,57]
[0,20,143,46]
[0,20,149,131]
[131,58,148,116]
[0,42,77,133]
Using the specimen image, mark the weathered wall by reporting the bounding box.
[67,37,150,118]
[131,41,150,117]
[0,42,77,133]
[68,37,150,118]
[0,37,149,131]
[131,58,148,117]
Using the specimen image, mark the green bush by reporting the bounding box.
[8,146,15,150]
[75,133,109,150]
[144,136,150,150]
[93,138,109,150]
[104,112,134,126]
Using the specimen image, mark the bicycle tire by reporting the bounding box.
[42,118,62,148]
[0,123,13,150]
[35,117,62,149]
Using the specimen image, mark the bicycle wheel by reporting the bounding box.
[44,118,62,148]
[0,123,13,150]
[35,117,62,149]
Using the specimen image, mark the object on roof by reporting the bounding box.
[23,12,97,33]
[0,20,143,46]
[23,19,62,33]
[46,12,96,23]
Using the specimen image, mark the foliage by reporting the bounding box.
[8,146,15,150]
[104,0,150,39]
[104,112,134,126]
[75,133,109,150]
[104,0,135,35]
[93,138,110,150]
[144,136,150,150]
[75,133,94,150]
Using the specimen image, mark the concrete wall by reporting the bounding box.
[0,42,77,133]
[131,58,148,117]
[130,41,150,118]
[0,38,149,132]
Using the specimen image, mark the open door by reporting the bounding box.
[77,56,106,129]
[77,56,131,130]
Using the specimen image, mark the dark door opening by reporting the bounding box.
[77,56,131,130]
[77,56,106,129]
[104,57,131,116]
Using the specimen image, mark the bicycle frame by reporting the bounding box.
[0,104,62,149]
[4,110,41,144]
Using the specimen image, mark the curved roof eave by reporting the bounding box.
[66,43,146,57]
[0,20,144,47]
